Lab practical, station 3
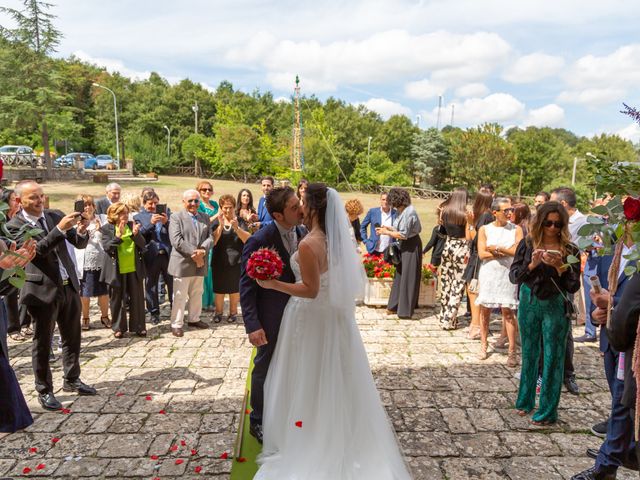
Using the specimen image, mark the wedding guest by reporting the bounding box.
[479,183,495,197]
[7,180,96,410]
[257,176,275,229]
[197,180,219,312]
[100,202,147,338]
[212,194,251,323]
[135,191,172,326]
[462,191,493,340]
[168,190,212,337]
[73,195,110,331]
[95,182,121,216]
[361,192,397,256]
[345,199,364,243]
[120,192,142,220]
[509,201,580,425]
[476,198,522,365]
[512,203,532,237]
[437,188,469,329]
[296,179,309,201]
[236,188,258,232]
[377,188,422,319]
[534,191,550,208]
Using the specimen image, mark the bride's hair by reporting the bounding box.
[304,183,328,233]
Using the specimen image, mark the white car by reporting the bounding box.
[0,145,39,168]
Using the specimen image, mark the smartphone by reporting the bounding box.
[74,199,85,214]
[156,204,166,215]
[545,249,562,256]
[589,275,602,294]
[374,223,381,228]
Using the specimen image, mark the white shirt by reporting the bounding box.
[568,210,587,243]
[619,244,635,280]
[377,209,394,253]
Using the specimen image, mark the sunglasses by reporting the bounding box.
[199,188,213,192]
[542,220,563,228]
[186,199,200,204]
[500,207,514,214]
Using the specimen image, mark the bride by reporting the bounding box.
[255,183,412,479]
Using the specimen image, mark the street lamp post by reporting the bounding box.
[192,102,199,134]
[367,136,372,166]
[163,125,171,157]
[92,82,120,167]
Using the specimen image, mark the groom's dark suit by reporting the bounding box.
[240,221,306,427]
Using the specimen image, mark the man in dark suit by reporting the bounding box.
[240,186,305,443]
[360,192,397,255]
[134,191,172,325]
[7,180,96,411]
[94,182,121,216]
[256,176,274,230]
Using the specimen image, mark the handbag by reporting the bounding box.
[467,257,481,293]
[384,242,402,266]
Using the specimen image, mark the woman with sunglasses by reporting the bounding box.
[476,198,522,365]
[509,201,580,426]
[196,181,219,311]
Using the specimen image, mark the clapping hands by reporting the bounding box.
[0,240,36,269]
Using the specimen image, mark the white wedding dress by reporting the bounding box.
[254,249,412,480]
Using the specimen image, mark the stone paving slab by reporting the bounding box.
[2,304,638,479]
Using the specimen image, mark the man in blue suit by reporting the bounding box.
[360,192,396,255]
[256,176,274,229]
[572,242,637,480]
[134,191,172,325]
[240,186,305,444]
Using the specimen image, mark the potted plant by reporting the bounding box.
[418,263,438,307]
[362,253,395,306]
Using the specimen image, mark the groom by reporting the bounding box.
[240,186,306,444]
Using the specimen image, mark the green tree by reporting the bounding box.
[411,128,450,188]
[350,151,412,187]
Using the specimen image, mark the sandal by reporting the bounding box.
[21,326,33,336]
[531,419,555,426]
[516,409,530,417]
[213,313,223,324]
[136,330,147,337]
[101,316,112,328]
[492,336,509,349]
[9,332,25,342]
[227,314,237,323]
[82,317,91,331]
[113,331,124,339]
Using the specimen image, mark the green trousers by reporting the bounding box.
[516,284,569,423]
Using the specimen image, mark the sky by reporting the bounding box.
[2,0,640,142]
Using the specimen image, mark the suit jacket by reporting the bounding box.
[240,222,306,337]
[608,271,640,409]
[94,196,112,216]
[257,196,273,229]
[134,209,172,264]
[168,209,212,277]
[6,209,88,306]
[360,207,397,254]
[99,222,147,286]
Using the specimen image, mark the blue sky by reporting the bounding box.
[2,0,639,142]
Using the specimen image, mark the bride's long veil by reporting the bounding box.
[325,188,367,310]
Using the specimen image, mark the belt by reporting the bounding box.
[158,250,167,255]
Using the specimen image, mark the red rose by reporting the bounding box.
[623,196,640,221]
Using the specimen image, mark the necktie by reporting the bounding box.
[285,230,296,255]
[37,217,48,232]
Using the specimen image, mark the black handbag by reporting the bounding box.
[384,242,401,266]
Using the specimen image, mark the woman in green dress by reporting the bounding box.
[196,180,219,311]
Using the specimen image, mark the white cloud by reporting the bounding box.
[404,79,445,100]
[72,50,151,81]
[503,53,565,84]
[355,98,411,120]
[455,83,490,98]
[617,122,640,144]
[420,93,526,127]
[227,29,511,92]
[523,104,565,127]
[557,88,625,106]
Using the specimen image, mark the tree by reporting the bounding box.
[411,128,450,188]
[0,0,66,175]
[350,151,411,187]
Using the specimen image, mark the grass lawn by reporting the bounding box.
[38,176,440,246]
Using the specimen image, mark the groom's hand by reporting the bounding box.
[248,329,268,347]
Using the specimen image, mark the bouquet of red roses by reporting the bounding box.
[246,247,284,281]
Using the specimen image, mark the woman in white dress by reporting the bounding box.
[255,183,412,480]
[476,197,523,365]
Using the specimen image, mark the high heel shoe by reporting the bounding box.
[478,341,488,360]
[467,326,480,340]
[492,336,508,349]
[507,351,519,368]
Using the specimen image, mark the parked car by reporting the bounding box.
[0,145,39,168]
[95,154,116,169]
[55,152,94,168]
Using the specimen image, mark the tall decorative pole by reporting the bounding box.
[291,75,304,171]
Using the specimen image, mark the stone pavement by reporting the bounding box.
[1,304,635,480]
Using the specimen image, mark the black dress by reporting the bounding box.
[212,218,248,294]
[1,296,33,432]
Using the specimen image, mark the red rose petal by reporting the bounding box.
[175,458,184,465]
[238,457,247,463]
[145,395,152,401]
[190,449,197,456]
[61,408,71,414]
[180,440,186,446]
[194,465,203,473]
[170,444,178,452]
[22,467,32,474]
[116,392,124,397]
[150,454,159,460]
[36,464,45,470]
[295,421,303,428]
[51,437,60,444]
[153,478,160,480]
[29,447,38,453]
[158,409,166,414]
[220,452,229,459]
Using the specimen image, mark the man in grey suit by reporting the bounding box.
[168,189,212,337]
[95,183,122,216]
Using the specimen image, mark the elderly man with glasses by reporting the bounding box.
[167,189,212,337]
